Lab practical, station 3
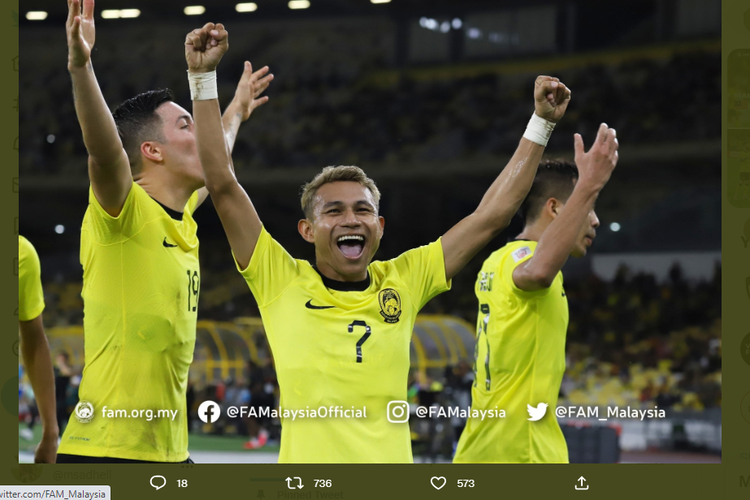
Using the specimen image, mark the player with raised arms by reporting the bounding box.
[56,0,272,463]
[453,129,619,463]
[185,23,571,463]
[18,236,59,463]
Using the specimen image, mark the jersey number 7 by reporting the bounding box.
[348,320,372,363]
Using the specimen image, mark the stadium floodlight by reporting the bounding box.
[119,9,141,18]
[26,11,48,21]
[452,18,462,29]
[288,0,310,9]
[370,0,391,3]
[184,6,206,15]
[102,9,141,19]
[236,3,258,12]
[610,222,621,232]
[55,225,65,235]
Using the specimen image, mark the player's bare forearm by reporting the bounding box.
[194,98,262,268]
[476,138,544,228]
[188,25,263,266]
[515,125,619,290]
[69,65,130,170]
[221,100,243,158]
[440,76,572,280]
[194,99,237,191]
[193,101,243,210]
[69,65,132,216]
[441,138,543,280]
[222,62,273,155]
[19,316,60,443]
[67,0,130,197]
[514,184,599,289]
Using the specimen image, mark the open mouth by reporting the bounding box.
[337,235,366,260]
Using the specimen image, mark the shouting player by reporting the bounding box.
[185,24,571,462]
[453,129,619,463]
[18,236,58,463]
[57,0,271,463]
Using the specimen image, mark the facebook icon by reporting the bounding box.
[198,400,221,424]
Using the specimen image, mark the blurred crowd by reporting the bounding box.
[561,263,721,411]
[21,21,718,175]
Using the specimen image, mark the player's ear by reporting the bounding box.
[298,219,315,243]
[141,141,163,163]
[378,216,385,234]
[547,198,563,218]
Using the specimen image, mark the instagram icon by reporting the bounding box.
[387,401,410,423]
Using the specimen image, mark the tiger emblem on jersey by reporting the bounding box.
[378,288,402,324]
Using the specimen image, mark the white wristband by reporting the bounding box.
[188,70,218,101]
[523,113,556,147]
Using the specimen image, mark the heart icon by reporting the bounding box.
[430,476,446,490]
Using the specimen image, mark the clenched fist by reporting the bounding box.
[533,75,572,123]
[185,23,229,74]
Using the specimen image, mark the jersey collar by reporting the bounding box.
[312,266,371,292]
[151,197,184,221]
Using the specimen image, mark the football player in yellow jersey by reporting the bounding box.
[18,236,58,463]
[56,0,272,463]
[454,128,619,464]
[185,24,571,462]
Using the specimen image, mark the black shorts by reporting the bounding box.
[57,454,194,464]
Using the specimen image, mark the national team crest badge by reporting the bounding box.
[379,288,402,324]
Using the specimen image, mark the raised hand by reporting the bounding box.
[533,75,572,123]
[573,123,619,191]
[66,0,96,69]
[231,62,274,121]
[185,23,229,74]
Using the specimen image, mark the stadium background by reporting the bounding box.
[18,0,720,463]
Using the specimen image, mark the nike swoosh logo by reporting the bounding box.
[163,237,178,248]
[562,292,566,297]
[305,300,335,310]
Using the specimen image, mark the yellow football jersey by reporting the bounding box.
[238,227,451,463]
[18,236,45,322]
[59,182,200,462]
[453,240,569,463]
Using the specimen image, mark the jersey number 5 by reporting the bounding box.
[187,269,200,312]
[348,320,372,363]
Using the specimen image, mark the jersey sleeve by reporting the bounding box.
[83,182,145,244]
[499,243,553,298]
[391,238,452,312]
[235,226,300,307]
[18,236,45,321]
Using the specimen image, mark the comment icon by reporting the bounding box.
[150,475,167,491]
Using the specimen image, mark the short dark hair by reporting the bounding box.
[520,159,579,224]
[112,89,174,174]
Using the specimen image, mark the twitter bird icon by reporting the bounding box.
[527,403,548,421]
